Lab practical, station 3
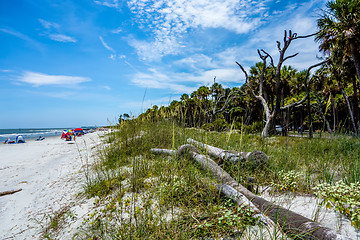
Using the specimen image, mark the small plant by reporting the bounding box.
[271,170,303,192]
[313,181,360,229]
[195,200,259,237]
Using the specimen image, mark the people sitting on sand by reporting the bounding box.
[4,138,10,144]
[36,136,45,141]
[65,135,72,141]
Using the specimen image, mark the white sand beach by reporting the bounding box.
[0,131,104,239]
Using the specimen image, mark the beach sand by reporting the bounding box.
[0,131,104,239]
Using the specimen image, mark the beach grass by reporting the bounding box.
[49,119,360,239]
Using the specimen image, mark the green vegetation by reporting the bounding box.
[314,181,360,229]
[54,118,358,239]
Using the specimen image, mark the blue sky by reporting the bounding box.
[0,0,326,128]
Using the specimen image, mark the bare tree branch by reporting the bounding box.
[236,61,248,82]
[283,52,299,62]
[261,49,275,68]
[276,41,281,51]
[292,32,318,39]
[280,59,329,110]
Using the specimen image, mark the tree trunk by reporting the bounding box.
[340,88,358,136]
[352,76,360,129]
[331,92,336,133]
[349,39,360,87]
[151,144,351,240]
[307,91,313,138]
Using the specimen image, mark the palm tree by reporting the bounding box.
[316,0,360,85]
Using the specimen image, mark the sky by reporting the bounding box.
[0,0,326,128]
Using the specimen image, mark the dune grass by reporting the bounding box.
[58,119,360,239]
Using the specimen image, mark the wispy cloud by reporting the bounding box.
[18,71,91,87]
[99,36,115,52]
[38,19,77,43]
[49,34,76,43]
[111,27,122,34]
[39,19,59,29]
[131,64,242,94]
[0,69,13,73]
[0,28,44,50]
[94,0,119,8]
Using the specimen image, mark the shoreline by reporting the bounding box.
[0,131,106,239]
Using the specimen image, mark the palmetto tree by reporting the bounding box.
[316,0,360,85]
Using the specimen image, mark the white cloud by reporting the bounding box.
[128,36,183,61]
[112,27,122,34]
[94,0,119,8]
[131,69,196,93]
[126,0,272,60]
[38,19,77,43]
[49,34,77,43]
[109,54,116,60]
[131,63,243,94]
[99,36,115,52]
[18,71,91,87]
[39,19,59,30]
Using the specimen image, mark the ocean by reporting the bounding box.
[0,128,67,142]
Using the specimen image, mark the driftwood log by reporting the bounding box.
[187,138,269,169]
[151,147,274,228]
[0,189,22,197]
[151,144,351,240]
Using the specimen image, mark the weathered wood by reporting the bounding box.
[151,147,273,227]
[187,138,269,169]
[150,148,177,156]
[0,189,22,197]
[153,144,351,240]
[215,184,272,227]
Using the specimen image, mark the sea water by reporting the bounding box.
[0,128,66,142]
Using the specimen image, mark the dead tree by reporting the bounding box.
[151,144,350,240]
[236,30,328,138]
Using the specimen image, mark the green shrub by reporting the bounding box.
[313,181,360,229]
[203,118,228,132]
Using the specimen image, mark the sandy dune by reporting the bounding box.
[0,131,104,239]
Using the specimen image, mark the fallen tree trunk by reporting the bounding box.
[0,189,22,197]
[151,147,274,227]
[151,144,351,240]
[187,138,269,168]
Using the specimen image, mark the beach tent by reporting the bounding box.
[61,131,68,138]
[61,129,74,138]
[74,128,84,136]
[16,135,25,143]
